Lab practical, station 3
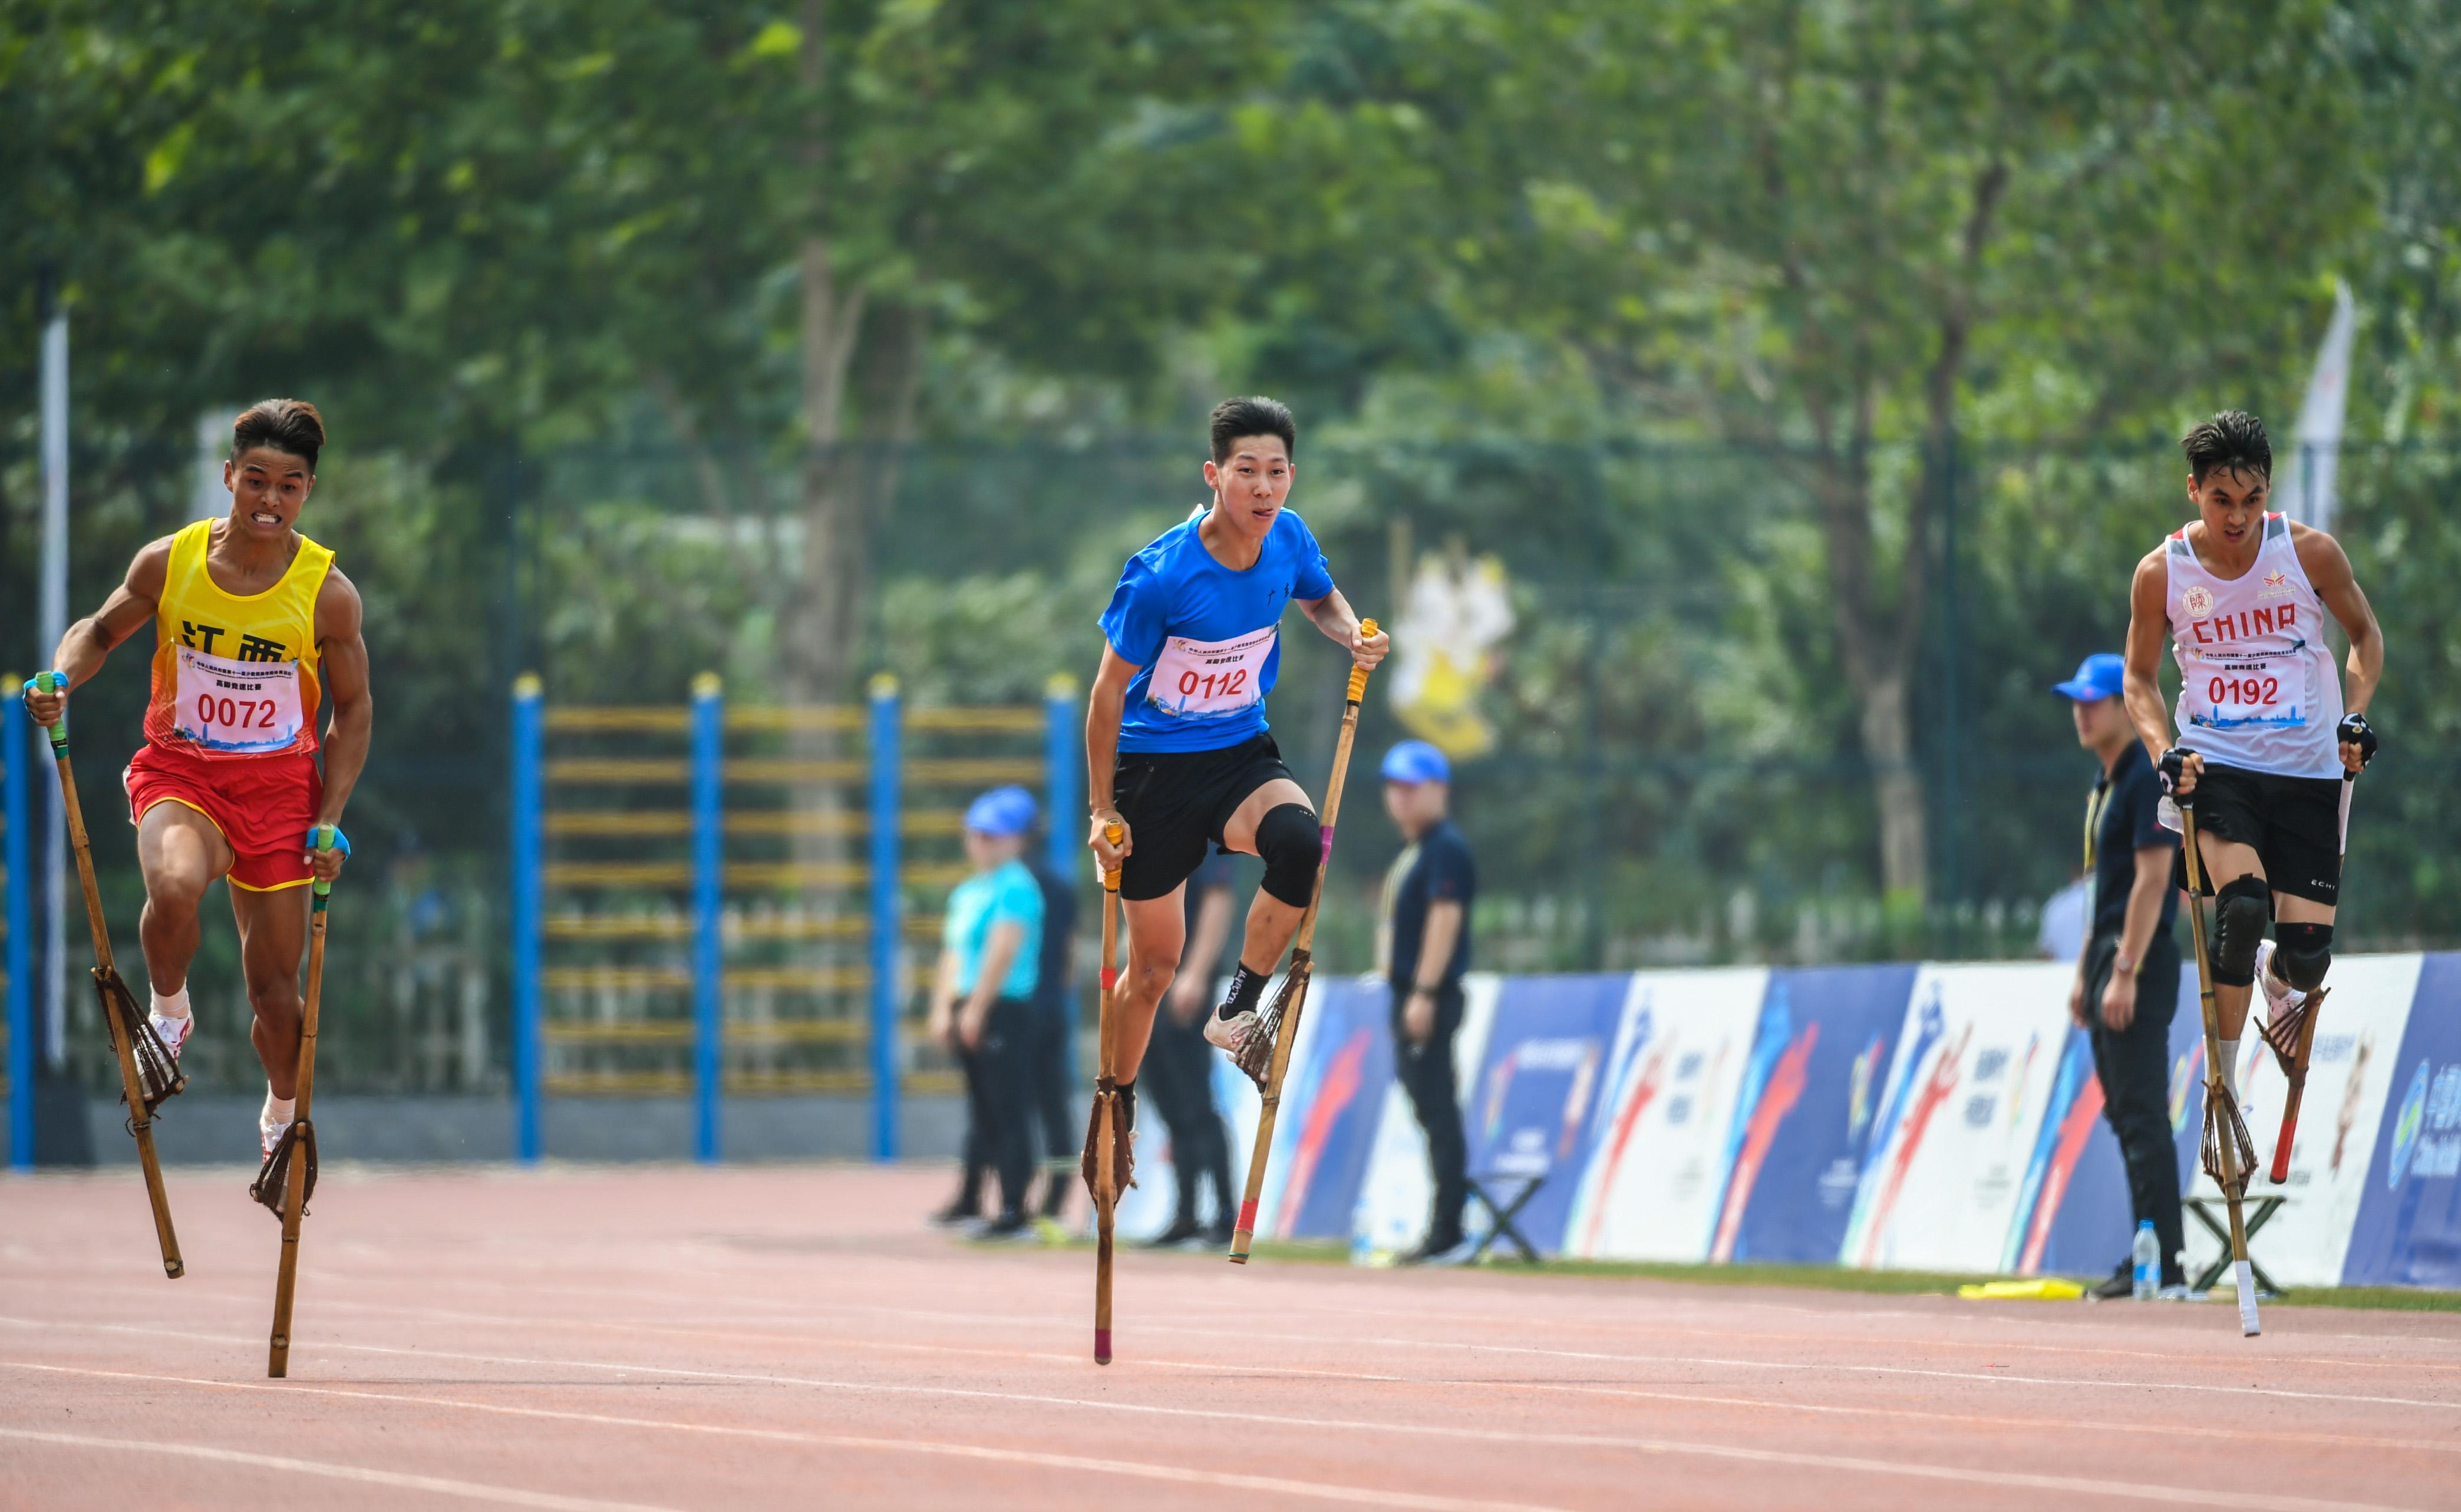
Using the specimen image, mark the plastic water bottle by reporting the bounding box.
[1350,1194,1375,1267]
[2132,1220,2158,1300]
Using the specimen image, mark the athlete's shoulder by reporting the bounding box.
[125,532,183,596]
[2287,518,2356,587]
[1123,514,1203,574]
[315,560,364,635]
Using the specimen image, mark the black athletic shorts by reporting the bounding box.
[2176,761,2350,906]
[1113,734,1298,902]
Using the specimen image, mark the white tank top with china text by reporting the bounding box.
[2163,512,2342,780]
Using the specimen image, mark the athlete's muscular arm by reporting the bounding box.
[308,567,372,882]
[1297,587,1391,670]
[1085,644,1140,869]
[2120,551,2192,793]
[19,539,173,725]
[2295,526,2385,771]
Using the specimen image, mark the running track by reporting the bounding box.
[4,1165,2457,1511]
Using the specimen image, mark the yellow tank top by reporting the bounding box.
[146,518,335,760]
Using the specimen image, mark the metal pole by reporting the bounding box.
[691,673,724,1164]
[868,675,901,1161]
[37,270,68,1071]
[5,687,31,1170]
[1043,674,1077,880]
[509,674,543,1163]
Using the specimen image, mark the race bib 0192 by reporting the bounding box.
[171,645,306,754]
[1146,627,1275,722]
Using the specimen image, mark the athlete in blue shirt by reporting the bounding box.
[1086,397,1388,1096]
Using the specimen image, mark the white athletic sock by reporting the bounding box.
[2219,1038,2241,1098]
[262,1090,296,1128]
[150,985,191,1021]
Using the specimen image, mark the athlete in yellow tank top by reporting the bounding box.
[19,399,372,1163]
[144,516,335,758]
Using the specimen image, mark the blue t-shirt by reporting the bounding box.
[1098,509,1335,753]
[944,859,1044,1000]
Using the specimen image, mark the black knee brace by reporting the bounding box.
[2211,876,2271,988]
[2274,922,2334,991]
[1253,802,1322,907]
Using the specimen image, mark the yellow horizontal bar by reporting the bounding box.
[544,1071,693,1095]
[724,707,865,732]
[543,966,871,992]
[547,812,691,837]
[907,708,1043,732]
[545,810,974,839]
[905,758,1041,785]
[546,707,690,732]
[542,914,943,940]
[545,1018,869,1044]
[540,1071,964,1098]
[547,758,687,784]
[544,861,879,888]
[726,759,867,784]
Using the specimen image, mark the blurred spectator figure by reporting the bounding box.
[1142,849,1239,1247]
[1014,789,1080,1220]
[1377,740,1477,1265]
[2037,874,2089,963]
[2053,653,2188,1299]
[928,787,1045,1240]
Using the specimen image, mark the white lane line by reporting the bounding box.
[0,1427,681,1511]
[0,1356,2428,1512]
[0,1365,1565,1512]
[268,1263,2461,1378]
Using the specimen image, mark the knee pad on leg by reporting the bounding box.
[2211,876,2271,988]
[1253,802,1322,907]
[2274,922,2334,991]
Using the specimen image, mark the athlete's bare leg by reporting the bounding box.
[136,803,232,998]
[231,884,310,1100]
[1113,886,1188,1084]
[1220,777,1314,970]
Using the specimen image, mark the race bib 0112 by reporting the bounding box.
[171,645,306,754]
[1146,627,1275,722]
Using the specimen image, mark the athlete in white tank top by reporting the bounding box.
[2162,511,2343,780]
[2119,412,2385,1206]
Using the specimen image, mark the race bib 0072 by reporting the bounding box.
[171,645,305,754]
[1147,627,1275,722]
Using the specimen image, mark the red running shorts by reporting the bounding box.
[124,741,324,893]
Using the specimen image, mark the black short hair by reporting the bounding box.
[1209,396,1295,465]
[231,398,325,471]
[2181,410,2269,484]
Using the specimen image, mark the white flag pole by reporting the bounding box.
[37,270,69,1071]
[2274,279,2357,535]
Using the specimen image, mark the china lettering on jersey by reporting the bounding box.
[1147,627,1275,722]
[2165,513,2343,780]
[171,646,306,754]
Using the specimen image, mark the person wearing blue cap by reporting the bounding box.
[927,787,1047,1239]
[1377,739,1477,1265]
[2053,652,2186,1299]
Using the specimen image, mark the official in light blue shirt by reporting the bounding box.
[928,786,1048,1235]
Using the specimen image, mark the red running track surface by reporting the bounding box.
[4,1164,2459,1511]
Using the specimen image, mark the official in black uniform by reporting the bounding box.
[1378,740,1476,1265]
[1018,792,1080,1219]
[1140,849,1239,1246]
[2056,653,2188,1298]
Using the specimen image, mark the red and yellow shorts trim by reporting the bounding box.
[124,741,324,893]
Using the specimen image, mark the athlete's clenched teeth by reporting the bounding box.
[251,511,281,525]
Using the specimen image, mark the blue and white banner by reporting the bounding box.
[1233,952,2459,1292]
